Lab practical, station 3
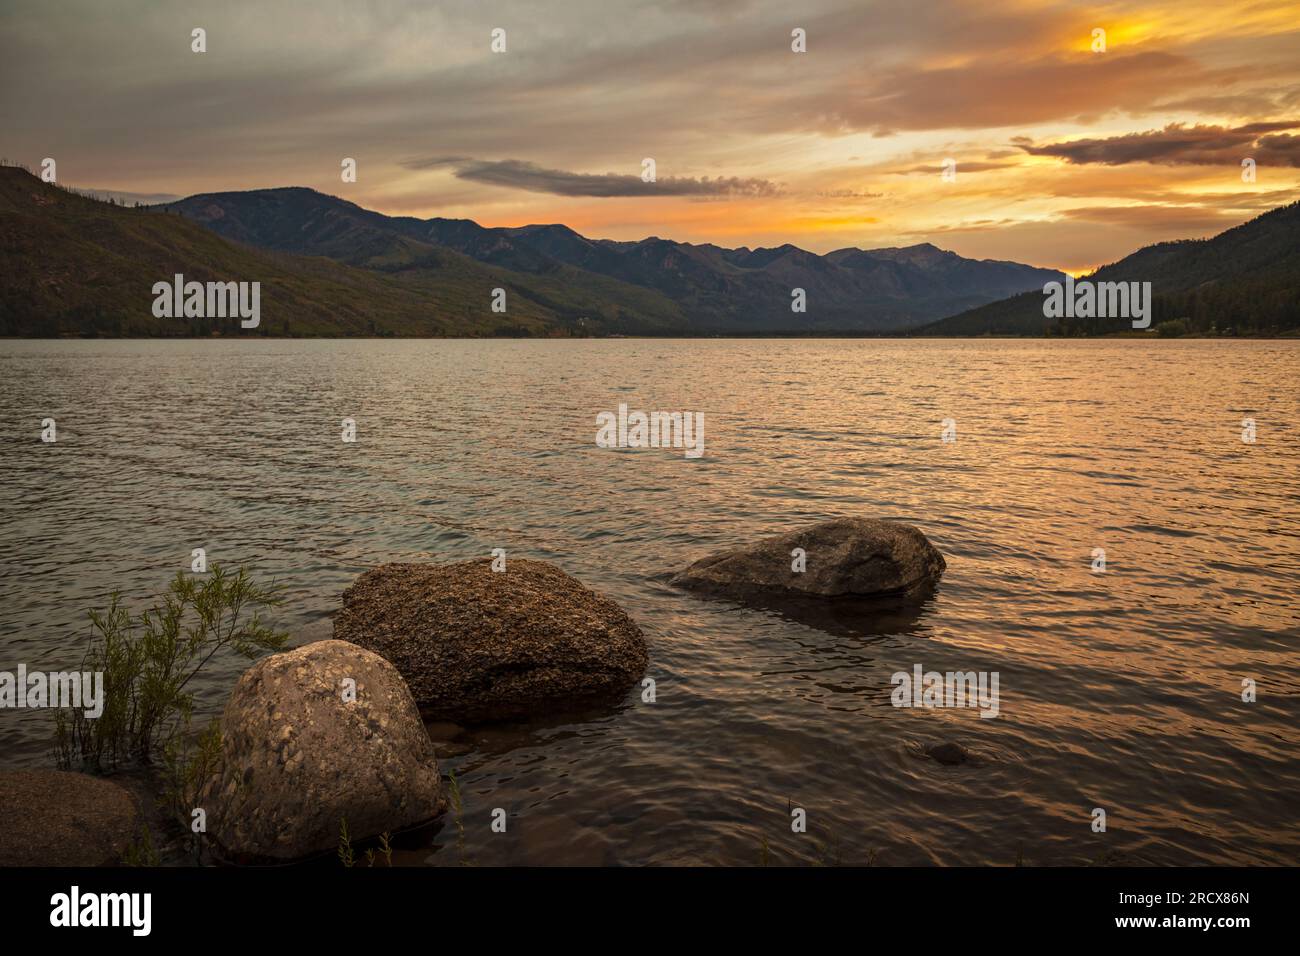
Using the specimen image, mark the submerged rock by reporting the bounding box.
[0,770,139,866]
[925,741,973,766]
[197,639,442,862]
[671,517,945,601]
[333,559,648,722]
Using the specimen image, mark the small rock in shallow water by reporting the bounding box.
[670,517,945,602]
[925,742,972,766]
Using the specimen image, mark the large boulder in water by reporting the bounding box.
[197,639,442,862]
[333,559,648,722]
[0,770,139,866]
[671,518,945,601]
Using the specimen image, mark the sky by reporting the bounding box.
[2,0,1298,273]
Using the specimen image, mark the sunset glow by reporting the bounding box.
[4,0,1298,273]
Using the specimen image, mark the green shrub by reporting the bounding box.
[161,716,224,851]
[338,818,355,868]
[55,565,287,771]
[122,824,161,867]
[447,769,469,866]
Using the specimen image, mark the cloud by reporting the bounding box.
[1018,122,1300,167]
[403,158,782,198]
[892,161,1018,175]
[1056,203,1243,231]
[817,189,884,200]
[806,51,1210,135]
[3,0,1299,266]
[916,207,1247,274]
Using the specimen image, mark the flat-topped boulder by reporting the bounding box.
[671,518,945,601]
[333,559,648,722]
[197,639,442,862]
[0,770,139,866]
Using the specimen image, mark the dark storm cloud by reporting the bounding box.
[1018,122,1300,167]
[404,158,781,198]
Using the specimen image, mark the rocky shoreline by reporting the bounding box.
[1,518,945,865]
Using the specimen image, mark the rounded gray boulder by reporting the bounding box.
[333,559,648,722]
[197,639,442,862]
[671,517,945,601]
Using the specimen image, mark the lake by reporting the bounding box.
[1,338,1297,865]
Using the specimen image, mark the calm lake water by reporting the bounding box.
[1,338,1297,866]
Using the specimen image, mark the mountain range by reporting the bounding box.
[922,200,1300,336]
[3,164,1296,336]
[165,184,1065,333]
[1,166,1059,336]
